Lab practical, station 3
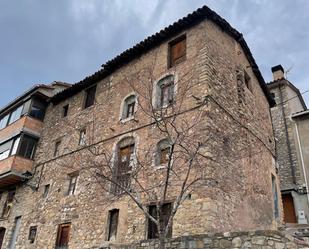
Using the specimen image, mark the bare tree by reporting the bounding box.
[44,50,272,249]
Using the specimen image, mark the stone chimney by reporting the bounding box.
[271,65,285,81]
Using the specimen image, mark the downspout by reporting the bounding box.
[279,84,296,184]
[291,117,309,203]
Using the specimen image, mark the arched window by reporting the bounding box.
[156,75,175,108]
[113,137,135,194]
[156,139,171,166]
[122,95,136,119]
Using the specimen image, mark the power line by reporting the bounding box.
[276,89,309,106]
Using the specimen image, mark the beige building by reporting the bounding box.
[0,6,280,249]
[268,65,309,225]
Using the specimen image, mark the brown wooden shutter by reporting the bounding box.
[56,223,71,247]
[170,37,186,67]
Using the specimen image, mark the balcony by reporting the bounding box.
[0,156,33,188]
[0,116,43,143]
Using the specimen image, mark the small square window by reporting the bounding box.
[28,226,37,243]
[169,35,186,68]
[84,85,96,109]
[79,129,87,146]
[68,172,79,196]
[54,141,61,157]
[62,105,69,117]
[43,184,50,198]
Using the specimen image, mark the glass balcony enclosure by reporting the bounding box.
[0,134,38,161]
[0,97,47,130]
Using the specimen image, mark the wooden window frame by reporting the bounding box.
[55,223,71,248]
[168,35,186,68]
[83,85,97,109]
[67,172,79,196]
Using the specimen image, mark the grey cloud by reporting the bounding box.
[0,0,308,108]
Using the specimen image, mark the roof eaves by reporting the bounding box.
[50,5,275,107]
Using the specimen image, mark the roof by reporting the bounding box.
[51,5,275,107]
[267,79,307,110]
[0,82,71,116]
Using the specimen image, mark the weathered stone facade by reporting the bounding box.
[267,66,309,224]
[0,6,280,249]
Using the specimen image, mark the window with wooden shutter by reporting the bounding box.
[84,85,96,109]
[169,35,186,68]
[107,209,119,241]
[56,223,71,249]
[147,203,172,239]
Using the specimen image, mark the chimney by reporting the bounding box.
[271,65,285,81]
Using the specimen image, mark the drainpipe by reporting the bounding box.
[278,84,296,184]
[291,117,309,204]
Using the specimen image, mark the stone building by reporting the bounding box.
[267,65,309,225]
[0,82,70,248]
[0,6,280,249]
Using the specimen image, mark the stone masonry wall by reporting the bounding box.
[0,17,279,249]
[269,82,305,190]
[99,230,308,249]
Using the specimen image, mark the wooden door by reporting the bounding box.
[56,223,71,248]
[282,193,297,223]
[0,228,6,249]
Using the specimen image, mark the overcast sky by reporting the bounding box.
[0,0,308,109]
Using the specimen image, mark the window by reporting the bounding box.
[122,95,136,120]
[169,35,186,68]
[18,135,37,159]
[112,137,135,194]
[0,114,9,130]
[79,129,86,146]
[272,175,279,219]
[28,226,37,244]
[54,141,61,157]
[156,139,171,165]
[55,223,71,249]
[2,190,15,218]
[84,85,96,109]
[148,203,172,239]
[8,106,23,125]
[29,99,46,121]
[67,172,79,196]
[244,70,251,91]
[157,75,175,108]
[62,105,69,117]
[107,209,119,241]
[43,184,50,198]
[0,136,20,161]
